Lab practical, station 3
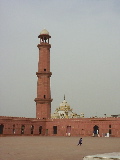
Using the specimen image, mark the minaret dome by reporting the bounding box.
[40,29,49,35]
[38,29,51,43]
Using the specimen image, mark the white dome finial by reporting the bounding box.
[64,94,65,100]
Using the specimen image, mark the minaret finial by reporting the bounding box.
[64,94,65,100]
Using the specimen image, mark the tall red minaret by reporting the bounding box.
[34,29,53,119]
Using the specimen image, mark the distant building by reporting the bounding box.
[111,114,120,118]
[0,29,120,137]
[51,95,84,119]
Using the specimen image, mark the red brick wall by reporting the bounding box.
[0,117,120,137]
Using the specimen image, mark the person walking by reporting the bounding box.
[77,138,82,146]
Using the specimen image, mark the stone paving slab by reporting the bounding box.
[83,152,120,160]
[0,136,120,160]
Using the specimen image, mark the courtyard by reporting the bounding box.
[0,136,120,160]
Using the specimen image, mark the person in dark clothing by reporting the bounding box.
[77,138,82,146]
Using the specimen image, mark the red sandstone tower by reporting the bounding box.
[34,29,52,119]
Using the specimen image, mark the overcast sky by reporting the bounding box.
[0,0,120,118]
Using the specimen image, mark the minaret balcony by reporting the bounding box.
[36,72,52,77]
[37,43,51,49]
[34,98,53,103]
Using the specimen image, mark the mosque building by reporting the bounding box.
[51,95,84,119]
[0,29,120,137]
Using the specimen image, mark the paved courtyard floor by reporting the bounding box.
[0,136,120,160]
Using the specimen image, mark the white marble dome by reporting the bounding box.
[60,100,70,107]
[40,29,49,35]
[51,97,81,119]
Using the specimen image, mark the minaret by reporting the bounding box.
[34,29,53,119]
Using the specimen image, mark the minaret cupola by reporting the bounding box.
[38,29,51,44]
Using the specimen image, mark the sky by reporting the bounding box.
[0,0,120,118]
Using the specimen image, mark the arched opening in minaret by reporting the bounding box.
[0,124,4,134]
[40,36,49,43]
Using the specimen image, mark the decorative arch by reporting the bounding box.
[0,124,4,134]
[39,126,42,134]
[21,125,25,134]
[93,125,99,134]
[13,124,15,134]
[31,125,34,134]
